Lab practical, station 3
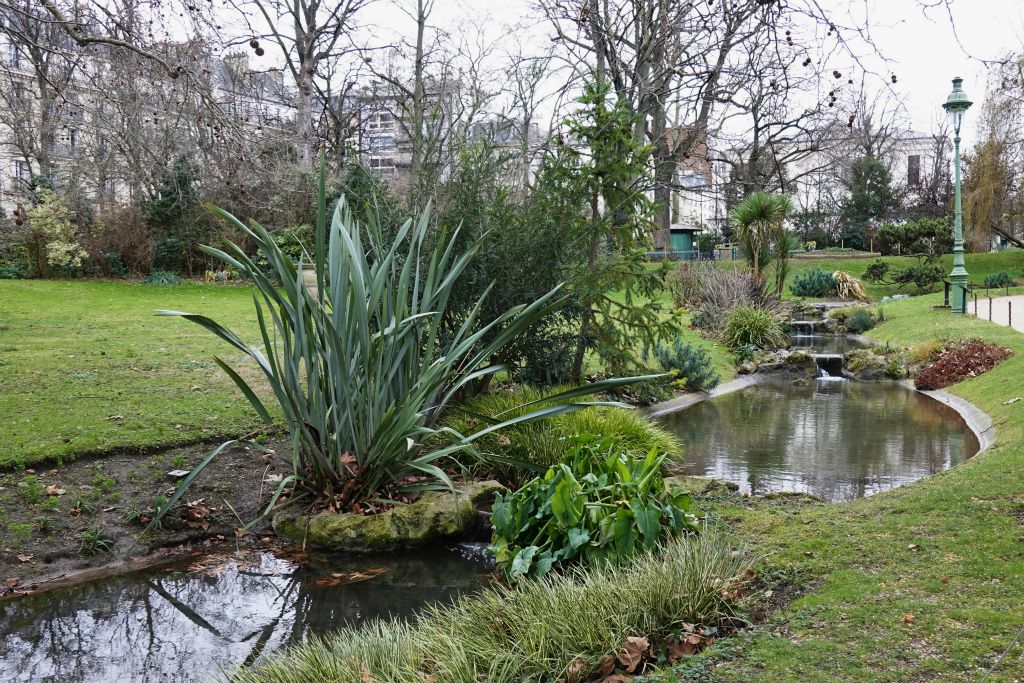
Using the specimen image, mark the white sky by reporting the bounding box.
[359,0,1022,150]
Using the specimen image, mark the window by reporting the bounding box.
[69,129,77,150]
[368,155,394,174]
[7,44,20,69]
[907,154,921,186]
[367,111,393,132]
[15,160,30,182]
[368,134,393,151]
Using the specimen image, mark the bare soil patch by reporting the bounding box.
[0,438,289,595]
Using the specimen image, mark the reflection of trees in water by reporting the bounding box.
[658,381,978,502]
[0,549,488,682]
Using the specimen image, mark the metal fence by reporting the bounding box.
[646,250,718,262]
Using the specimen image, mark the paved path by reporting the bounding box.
[969,294,1024,333]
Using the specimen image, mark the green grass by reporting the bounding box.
[442,385,682,485]
[785,251,1024,300]
[227,533,751,683]
[0,280,267,467]
[708,293,1024,681]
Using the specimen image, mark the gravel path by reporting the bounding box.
[968,294,1024,333]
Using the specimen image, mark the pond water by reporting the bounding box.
[658,379,979,502]
[789,333,869,355]
[0,544,493,683]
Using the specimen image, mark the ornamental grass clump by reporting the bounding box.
[441,386,680,486]
[721,305,788,350]
[155,165,650,519]
[226,532,752,683]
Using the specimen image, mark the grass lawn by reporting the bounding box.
[0,279,267,467]
[1,278,729,469]
[785,250,1024,300]
[698,294,1024,681]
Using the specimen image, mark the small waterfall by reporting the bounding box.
[813,354,844,380]
[792,320,818,337]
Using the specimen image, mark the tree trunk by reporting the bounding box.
[296,59,315,170]
[409,0,427,211]
[570,194,603,380]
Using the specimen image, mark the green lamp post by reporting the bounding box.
[942,77,973,314]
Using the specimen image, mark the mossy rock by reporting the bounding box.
[842,348,909,381]
[784,351,818,375]
[272,480,505,552]
[664,475,739,495]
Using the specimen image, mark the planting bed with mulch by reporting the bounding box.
[914,340,1013,390]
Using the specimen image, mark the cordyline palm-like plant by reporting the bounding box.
[730,191,793,292]
[155,169,653,519]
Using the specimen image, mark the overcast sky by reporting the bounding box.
[359,0,1022,149]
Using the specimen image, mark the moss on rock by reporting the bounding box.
[842,347,909,381]
[272,480,506,552]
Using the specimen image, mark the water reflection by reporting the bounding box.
[0,546,491,682]
[659,379,979,502]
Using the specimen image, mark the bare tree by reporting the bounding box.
[0,0,89,187]
[222,0,369,168]
[964,54,1024,249]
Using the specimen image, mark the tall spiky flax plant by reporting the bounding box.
[156,165,652,518]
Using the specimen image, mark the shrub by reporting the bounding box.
[828,305,879,333]
[984,271,1016,289]
[228,532,752,683]
[0,261,26,279]
[733,344,757,367]
[845,309,876,334]
[668,261,778,331]
[790,267,836,297]
[894,261,943,291]
[28,190,87,274]
[653,339,720,391]
[721,305,788,350]
[491,436,698,582]
[144,270,183,286]
[101,251,128,278]
[863,259,890,283]
[863,257,942,292]
[157,166,648,519]
[441,386,680,486]
[689,308,715,331]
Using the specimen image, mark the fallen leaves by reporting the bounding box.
[915,342,1012,390]
[616,636,649,673]
[183,499,210,531]
[45,485,65,496]
[16,555,32,563]
[313,567,388,587]
[901,613,916,625]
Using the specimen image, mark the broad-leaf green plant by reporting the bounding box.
[490,435,699,582]
[156,163,654,520]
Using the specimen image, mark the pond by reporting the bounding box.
[0,544,493,682]
[658,379,979,502]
